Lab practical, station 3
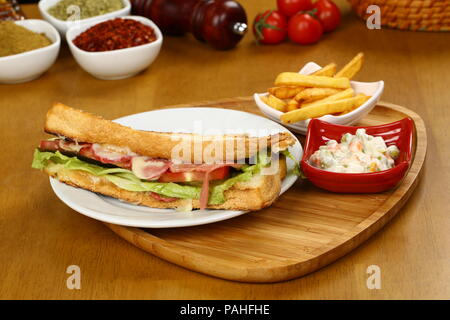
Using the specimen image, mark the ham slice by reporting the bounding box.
[199,171,212,210]
[91,143,136,162]
[131,157,171,180]
[190,164,239,210]
[40,139,134,169]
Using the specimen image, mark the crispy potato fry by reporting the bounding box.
[261,94,287,112]
[335,52,364,79]
[264,53,368,119]
[261,96,268,104]
[312,63,337,77]
[286,99,300,112]
[338,93,371,114]
[300,88,354,108]
[294,88,341,102]
[268,86,304,99]
[275,72,350,89]
[280,94,370,124]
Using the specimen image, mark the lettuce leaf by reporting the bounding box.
[208,171,253,205]
[208,151,272,204]
[33,150,200,199]
[104,173,201,198]
[32,149,271,204]
[280,149,303,177]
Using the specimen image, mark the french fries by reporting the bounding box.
[335,52,364,79]
[261,53,371,123]
[286,99,300,112]
[294,88,341,102]
[280,94,371,124]
[312,63,337,77]
[268,86,304,99]
[301,88,354,108]
[275,73,350,89]
[261,94,287,112]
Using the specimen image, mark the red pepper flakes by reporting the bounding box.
[73,18,157,52]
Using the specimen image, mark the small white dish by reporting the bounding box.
[66,15,163,80]
[0,19,60,84]
[38,0,131,37]
[254,62,384,135]
[49,107,302,228]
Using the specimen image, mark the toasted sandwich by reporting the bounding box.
[32,102,297,211]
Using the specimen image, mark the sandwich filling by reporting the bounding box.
[33,138,297,210]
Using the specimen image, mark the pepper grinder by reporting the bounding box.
[131,0,247,50]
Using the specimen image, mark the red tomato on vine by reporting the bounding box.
[287,12,323,45]
[313,0,341,32]
[277,0,314,17]
[253,10,288,45]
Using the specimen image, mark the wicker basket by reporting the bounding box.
[348,0,450,31]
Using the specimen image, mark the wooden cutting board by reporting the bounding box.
[105,98,427,283]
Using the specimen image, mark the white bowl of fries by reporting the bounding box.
[254,53,384,134]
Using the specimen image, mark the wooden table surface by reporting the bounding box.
[1,1,449,300]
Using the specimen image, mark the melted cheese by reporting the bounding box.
[91,143,137,161]
[131,156,168,180]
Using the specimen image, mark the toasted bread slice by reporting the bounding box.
[44,156,287,211]
[45,102,296,163]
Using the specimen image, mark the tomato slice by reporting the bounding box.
[158,166,231,183]
[150,192,177,202]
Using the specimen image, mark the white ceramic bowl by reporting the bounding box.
[66,15,163,80]
[38,0,131,37]
[254,62,384,135]
[0,19,60,84]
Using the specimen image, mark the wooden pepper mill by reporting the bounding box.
[131,0,248,50]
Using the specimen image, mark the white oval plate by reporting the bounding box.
[254,62,384,134]
[49,108,302,228]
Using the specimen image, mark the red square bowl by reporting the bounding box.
[301,118,414,193]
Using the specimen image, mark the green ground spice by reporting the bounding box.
[47,0,124,21]
[0,21,52,57]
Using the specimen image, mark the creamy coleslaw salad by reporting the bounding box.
[309,129,400,173]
